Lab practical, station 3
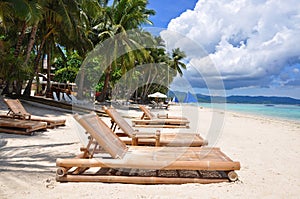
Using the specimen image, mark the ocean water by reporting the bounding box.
[200,103,300,122]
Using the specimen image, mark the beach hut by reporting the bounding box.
[183,92,198,103]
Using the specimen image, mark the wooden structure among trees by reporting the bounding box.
[3,98,66,128]
[103,106,207,146]
[56,113,240,184]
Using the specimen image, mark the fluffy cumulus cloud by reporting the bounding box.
[163,0,300,91]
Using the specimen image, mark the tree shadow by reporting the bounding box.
[0,142,79,174]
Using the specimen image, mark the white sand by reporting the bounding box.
[0,100,299,199]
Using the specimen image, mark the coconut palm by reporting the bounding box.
[169,48,187,76]
[0,0,43,95]
[23,0,94,96]
[91,0,155,102]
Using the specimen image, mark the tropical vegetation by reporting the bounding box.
[0,0,187,102]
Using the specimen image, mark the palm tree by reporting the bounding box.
[23,0,93,96]
[0,0,42,95]
[1,0,106,96]
[169,48,187,76]
[92,0,155,102]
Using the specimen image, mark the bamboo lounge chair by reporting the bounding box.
[139,105,188,120]
[56,112,240,184]
[132,105,190,128]
[3,98,66,128]
[150,100,169,109]
[103,106,208,147]
[0,117,47,135]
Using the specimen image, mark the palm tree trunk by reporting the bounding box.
[23,37,46,96]
[24,21,38,66]
[14,22,27,58]
[14,22,28,96]
[23,78,34,96]
[22,22,39,96]
[142,66,157,101]
[1,81,10,95]
[98,64,111,102]
[46,51,51,93]
[15,79,23,96]
[77,67,85,99]
[23,29,52,96]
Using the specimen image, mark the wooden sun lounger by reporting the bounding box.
[140,105,188,120]
[132,105,190,128]
[3,98,66,128]
[103,106,207,146]
[56,113,240,184]
[150,100,169,109]
[0,118,47,135]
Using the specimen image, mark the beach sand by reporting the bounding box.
[0,98,299,199]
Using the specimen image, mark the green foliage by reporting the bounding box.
[0,0,188,100]
[95,82,104,92]
[53,51,82,83]
[0,38,33,81]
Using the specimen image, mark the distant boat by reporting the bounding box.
[265,104,275,107]
[183,92,198,103]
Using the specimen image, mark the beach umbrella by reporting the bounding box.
[148,92,167,98]
[172,96,179,103]
[183,92,198,103]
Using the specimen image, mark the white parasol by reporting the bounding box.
[148,92,167,98]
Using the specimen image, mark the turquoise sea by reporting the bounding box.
[200,103,300,122]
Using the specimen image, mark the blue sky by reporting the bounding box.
[147,0,198,28]
[146,0,300,99]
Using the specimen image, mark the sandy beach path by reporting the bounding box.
[0,100,299,198]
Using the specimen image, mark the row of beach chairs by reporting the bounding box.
[52,92,87,105]
[103,106,207,146]
[56,106,239,184]
[0,98,240,184]
[56,111,240,184]
[0,99,66,135]
[132,105,190,128]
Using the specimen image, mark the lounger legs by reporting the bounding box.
[227,171,239,182]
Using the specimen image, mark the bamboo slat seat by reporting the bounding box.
[56,112,240,184]
[103,106,207,147]
[132,105,190,128]
[3,98,66,128]
[0,118,47,135]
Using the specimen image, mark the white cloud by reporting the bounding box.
[163,0,300,91]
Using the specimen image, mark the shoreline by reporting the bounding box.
[198,102,300,124]
[0,100,299,198]
[219,107,300,126]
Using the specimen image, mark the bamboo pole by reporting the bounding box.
[56,158,241,171]
[132,124,188,128]
[56,174,229,184]
[133,119,190,124]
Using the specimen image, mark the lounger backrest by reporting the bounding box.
[69,95,77,102]
[103,106,135,137]
[74,113,128,159]
[53,92,59,101]
[4,99,31,116]
[63,93,72,102]
[59,92,64,101]
[139,105,155,119]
